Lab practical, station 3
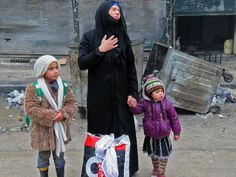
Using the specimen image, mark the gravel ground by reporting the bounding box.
[0,96,236,177]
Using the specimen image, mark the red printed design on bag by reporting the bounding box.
[81,133,130,177]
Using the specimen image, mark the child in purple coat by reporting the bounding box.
[129,76,181,177]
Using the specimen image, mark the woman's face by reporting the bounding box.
[44,61,60,81]
[108,5,120,20]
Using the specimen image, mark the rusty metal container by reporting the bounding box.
[144,42,224,113]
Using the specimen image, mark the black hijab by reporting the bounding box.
[95,1,127,39]
[95,1,131,64]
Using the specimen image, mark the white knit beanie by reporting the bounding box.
[34,55,59,78]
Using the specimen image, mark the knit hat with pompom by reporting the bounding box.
[145,77,165,95]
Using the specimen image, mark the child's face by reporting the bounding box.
[151,88,165,101]
[44,61,60,81]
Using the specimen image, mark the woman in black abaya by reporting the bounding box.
[78,1,139,175]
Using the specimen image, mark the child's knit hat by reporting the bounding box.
[33,55,59,78]
[145,77,165,95]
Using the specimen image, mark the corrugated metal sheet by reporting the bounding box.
[174,0,236,16]
[144,43,223,113]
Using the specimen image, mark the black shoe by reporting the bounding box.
[56,168,64,177]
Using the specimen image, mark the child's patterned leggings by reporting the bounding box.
[152,157,168,175]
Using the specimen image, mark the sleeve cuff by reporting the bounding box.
[95,48,106,58]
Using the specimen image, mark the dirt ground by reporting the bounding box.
[0,95,236,177]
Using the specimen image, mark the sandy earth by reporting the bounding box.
[0,96,236,177]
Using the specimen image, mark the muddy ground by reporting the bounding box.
[0,96,236,177]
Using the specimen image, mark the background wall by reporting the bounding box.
[0,0,74,54]
[79,0,166,48]
[0,0,166,55]
[174,0,236,16]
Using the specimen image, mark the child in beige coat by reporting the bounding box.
[24,55,78,177]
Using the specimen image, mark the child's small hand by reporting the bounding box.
[127,95,137,108]
[53,111,64,122]
[173,135,180,141]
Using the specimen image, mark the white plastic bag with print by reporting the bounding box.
[81,133,131,177]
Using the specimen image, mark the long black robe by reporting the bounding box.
[78,1,139,176]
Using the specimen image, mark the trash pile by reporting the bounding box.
[214,86,236,104]
[6,90,25,108]
[0,89,28,132]
[195,85,236,120]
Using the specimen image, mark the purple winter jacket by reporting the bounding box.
[131,96,181,138]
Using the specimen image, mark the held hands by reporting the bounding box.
[98,35,118,52]
[173,135,180,141]
[53,110,64,122]
[127,95,137,108]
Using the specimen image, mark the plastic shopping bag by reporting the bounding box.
[81,133,130,177]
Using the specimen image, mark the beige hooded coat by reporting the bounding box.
[24,82,78,151]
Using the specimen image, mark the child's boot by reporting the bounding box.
[55,167,64,177]
[39,167,48,177]
[151,168,158,177]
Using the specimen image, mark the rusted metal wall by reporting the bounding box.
[0,0,74,55]
[174,0,236,16]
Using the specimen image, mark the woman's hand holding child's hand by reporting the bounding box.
[173,135,180,141]
[127,95,137,108]
[53,111,64,122]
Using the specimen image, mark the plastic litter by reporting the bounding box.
[6,90,25,108]
[8,90,20,97]
[195,112,214,120]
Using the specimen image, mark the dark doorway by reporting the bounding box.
[176,15,234,52]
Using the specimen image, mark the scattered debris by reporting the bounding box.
[195,112,214,120]
[0,124,28,133]
[218,114,224,118]
[208,105,221,114]
[6,89,25,108]
[215,86,236,104]
[222,127,226,132]
[8,114,14,118]
[0,89,29,133]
